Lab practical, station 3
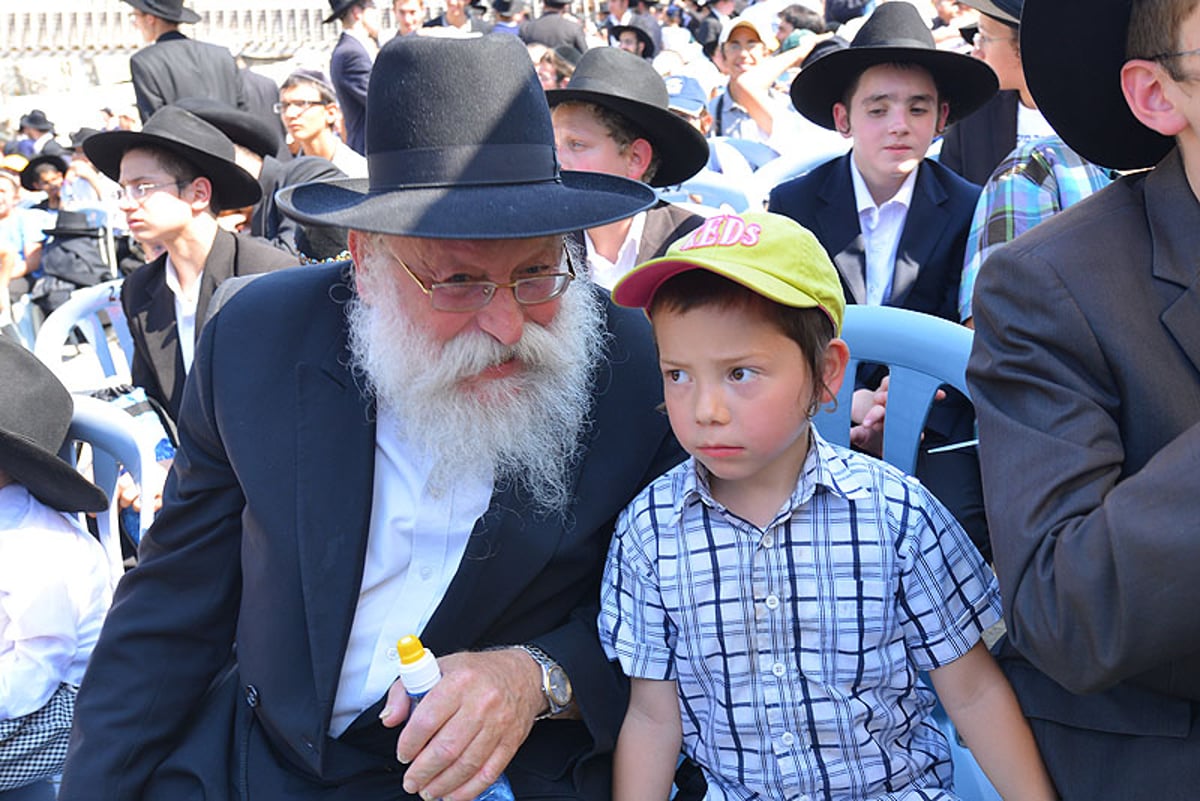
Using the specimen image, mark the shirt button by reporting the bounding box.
[761,533,774,548]
[420,565,433,580]
[765,594,780,610]
[781,731,796,746]
[772,662,786,677]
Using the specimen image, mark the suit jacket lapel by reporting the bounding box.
[818,155,869,304]
[195,228,236,340]
[1148,150,1200,377]
[132,257,182,404]
[890,163,949,308]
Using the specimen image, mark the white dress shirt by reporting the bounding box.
[849,156,919,306]
[163,256,201,374]
[0,484,112,719]
[330,408,494,735]
[584,210,646,291]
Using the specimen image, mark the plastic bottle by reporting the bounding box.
[395,635,515,801]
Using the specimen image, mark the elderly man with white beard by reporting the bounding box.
[59,34,683,801]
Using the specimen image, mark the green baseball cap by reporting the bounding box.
[612,211,845,334]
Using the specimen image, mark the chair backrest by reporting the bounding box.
[59,394,158,585]
[33,279,133,389]
[658,170,752,214]
[813,305,973,474]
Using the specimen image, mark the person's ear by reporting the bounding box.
[186,176,214,211]
[1122,59,1189,137]
[936,100,950,135]
[832,103,852,137]
[626,137,655,182]
[817,337,850,406]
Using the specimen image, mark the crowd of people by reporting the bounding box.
[2,0,1198,799]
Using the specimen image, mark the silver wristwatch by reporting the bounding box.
[514,644,573,720]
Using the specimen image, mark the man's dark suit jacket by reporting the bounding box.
[938,90,1019,186]
[130,31,247,123]
[638,201,705,263]
[968,147,1200,797]
[519,11,589,52]
[121,228,296,423]
[61,264,682,800]
[329,32,372,155]
[251,155,346,258]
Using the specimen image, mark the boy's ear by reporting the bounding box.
[936,100,950,135]
[626,137,655,182]
[832,103,852,138]
[819,337,851,404]
[1121,59,1189,137]
[347,229,374,303]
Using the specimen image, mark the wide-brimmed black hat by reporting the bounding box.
[1021,0,1170,170]
[19,109,55,133]
[84,105,262,210]
[546,47,708,187]
[0,338,108,513]
[42,210,103,238]
[68,127,101,152]
[277,34,655,238]
[173,97,283,159]
[609,20,657,59]
[120,0,201,24]
[790,1,998,129]
[961,0,1020,25]
[20,154,68,192]
[323,0,361,24]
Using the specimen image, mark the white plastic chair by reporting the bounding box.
[59,394,158,586]
[33,279,133,389]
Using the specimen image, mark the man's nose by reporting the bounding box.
[475,286,526,347]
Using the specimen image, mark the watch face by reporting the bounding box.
[547,665,572,705]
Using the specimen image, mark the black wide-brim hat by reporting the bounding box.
[120,0,201,24]
[546,47,708,187]
[173,97,283,159]
[84,105,262,210]
[1021,0,1170,170]
[960,0,1021,25]
[0,337,108,513]
[609,23,657,60]
[790,1,998,129]
[324,0,359,24]
[43,210,103,238]
[20,154,68,192]
[278,35,656,239]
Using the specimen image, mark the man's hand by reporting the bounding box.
[850,380,889,457]
[381,648,544,801]
[115,460,169,513]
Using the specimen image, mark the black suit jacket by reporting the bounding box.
[120,227,296,423]
[62,265,683,800]
[519,11,589,52]
[130,31,247,123]
[329,32,372,155]
[637,201,705,263]
[938,90,1019,186]
[251,155,346,257]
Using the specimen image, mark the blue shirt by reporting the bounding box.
[599,430,1000,801]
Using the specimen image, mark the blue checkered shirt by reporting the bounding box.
[959,135,1114,321]
[599,431,1001,801]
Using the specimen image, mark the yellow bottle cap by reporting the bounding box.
[397,635,426,665]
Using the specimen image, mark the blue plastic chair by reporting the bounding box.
[658,170,752,213]
[59,394,158,584]
[34,279,133,388]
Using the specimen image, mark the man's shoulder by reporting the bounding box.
[231,232,302,273]
[921,157,982,203]
[769,156,842,210]
[993,175,1144,262]
[216,261,348,326]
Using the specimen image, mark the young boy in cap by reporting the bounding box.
[968,0,1200,795]
[599,211,1056,801]
[548,46,710,289]
[769,0,998,559]
[82,105,295,426]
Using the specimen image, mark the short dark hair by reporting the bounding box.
[555,100,663,185]
[281,70,338,105]
[1128,0,1200,81]
[648,270,837,415]
[126,144,221,214]
[841,61,942,113]
[780,4,825,34]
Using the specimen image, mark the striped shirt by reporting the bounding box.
[599,431,1000,801]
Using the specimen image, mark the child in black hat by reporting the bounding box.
[769,0,997,561]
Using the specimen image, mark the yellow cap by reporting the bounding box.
[396,635,426,666]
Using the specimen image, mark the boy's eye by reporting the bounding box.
[665,368,688,383]
[729,367,753,382]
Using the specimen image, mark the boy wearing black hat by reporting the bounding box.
[769,1,998,558]
[547,46,710,289]
[967,0,1200,796]
[82,105,295,425]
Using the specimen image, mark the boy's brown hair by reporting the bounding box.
[1127,0,1200,81]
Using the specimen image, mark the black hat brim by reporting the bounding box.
[20,154,69,192]
[277,170,657,239]
[546,90,709,187]
[121,0,202,24]
[961,0,1019,25]
[0,430,109,513]
[608,25,657,60]
[791,46,998,129]
[84,128,262,209]
[42,227,103,238]
[1021,0,1170,171]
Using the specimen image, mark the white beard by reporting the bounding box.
[345,247,607,515]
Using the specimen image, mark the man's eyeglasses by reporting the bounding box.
[394,249,576,312]
[1148,46,1200,63]
[274,100,326,114]
[117,179,186,203]
[963,27,1014,48]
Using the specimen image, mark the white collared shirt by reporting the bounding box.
[585,210,647,291]
[329,408,494,735]
[849,156,919,306]
[162,256,201,373]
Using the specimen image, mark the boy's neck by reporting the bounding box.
[852,150,913,207]
[587,216,635,262]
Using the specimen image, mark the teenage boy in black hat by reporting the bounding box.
[0,337,112,801]
[61,34,679,801]
[121,0,247,124]
[768,0,998,559]
[548,46,709,289]
[968,0,1200,796]
[327,0,382,156]
[82,105,294,426]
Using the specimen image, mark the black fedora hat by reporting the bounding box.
[68,127,101,152]
[20,154,68,192]
[0,337,108,513]
[324,0,361,24]
[19,109,55,133]
[790,1,998,129]
[173,97,283,159]
[609,20,657,59]
[42,210,103,238]
[546,47,708,187]
[277,34,655,239]
[1021,0,1171,170]
[84,105,262,210]
[960,0,1021,25]
[120,0,201,24]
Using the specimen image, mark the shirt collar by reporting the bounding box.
[849,154,920,218]
[583,209,647,290]
[163,255,201,309]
